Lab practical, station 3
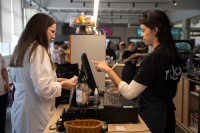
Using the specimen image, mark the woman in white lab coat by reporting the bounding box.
[9,13,76,133]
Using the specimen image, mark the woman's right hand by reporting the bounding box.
[60,80,76,90]
[91,60,112,73]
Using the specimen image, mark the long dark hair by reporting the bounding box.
[139,10,178,64]
[107,41,113,51]
[9,13,56,70]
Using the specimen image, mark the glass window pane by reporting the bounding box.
[11,35,19,54]
[11,0,14,34]
[50,42,54,48]
[0,42,10,56]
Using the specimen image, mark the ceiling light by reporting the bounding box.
[133,3,135,8]
[83,2,85,7]
[30,1,32,7]
[155,3,158,9]
[173,1,177,6]
[108,2,110,7]
[71,0,73,4]
[93,0,100,27]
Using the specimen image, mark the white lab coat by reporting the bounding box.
[10,43,62,133]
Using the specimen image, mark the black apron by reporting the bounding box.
[134,44,181,133]
[122,64,136,84]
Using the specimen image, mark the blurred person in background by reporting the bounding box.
[0,53,10,133]
[58,41,69,64]
[122,42,140,84]
[115,44,119,52]
[50,41,59,65]
[106,41,116,60]
[65,43,70,63]
[116,42,126,63]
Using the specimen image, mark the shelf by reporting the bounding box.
[69,24,95,28]
[190,91,199,97]
[188,126,198,133]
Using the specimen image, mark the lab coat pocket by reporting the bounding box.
[13,82,25,101]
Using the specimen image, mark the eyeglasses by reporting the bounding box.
[48,27,56,35]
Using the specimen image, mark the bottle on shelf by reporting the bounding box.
[189,111,194,126]
[194,110,198,128]
[106,57,109,65]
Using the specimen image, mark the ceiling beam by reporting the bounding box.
[27,0,63,23]
[71,0,171,4]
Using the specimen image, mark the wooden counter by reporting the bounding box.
[181,72,200,84]
[44,104,150,133]
[174,73,199,133]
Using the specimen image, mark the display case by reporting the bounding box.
[175,40,194,72]
[69,14,95,34]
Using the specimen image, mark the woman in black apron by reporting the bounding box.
[92,10,182,133]
[122,42,139,84]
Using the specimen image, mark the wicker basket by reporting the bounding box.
[64,119,103,133]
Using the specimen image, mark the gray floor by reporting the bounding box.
[5,100,186,133]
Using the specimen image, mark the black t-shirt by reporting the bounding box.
[134,45,182,101]
[106,49,116,60]
[134,44,182,132]
[122,50,138,66]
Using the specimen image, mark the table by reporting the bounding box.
[44,104,150,133]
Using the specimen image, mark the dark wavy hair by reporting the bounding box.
[107,41,113,51]
[139,10,178,64]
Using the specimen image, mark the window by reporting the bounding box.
[23,8,26,28]
[0,0,19,57]
[0,42,10,56]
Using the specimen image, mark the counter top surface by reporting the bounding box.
[181,72,200,84]
[44,104,150,133]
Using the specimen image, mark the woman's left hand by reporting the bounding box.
[91,60,111,73]
[61,80,76,90]
[57,78,67,82]
[5,83,10,92]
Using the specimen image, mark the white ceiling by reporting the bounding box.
[23,0,200,25]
